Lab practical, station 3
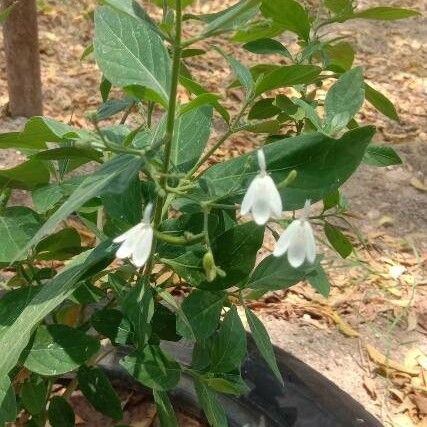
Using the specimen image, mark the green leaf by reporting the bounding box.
[91,309,132,345]
[216,48,253,97]
[243,119,281,134]
[0,159,50,189]
[0,116,90,150]
[363,144,402,167]
[364,83,399,121]
[324,67,365,133]
[153,390,179,427]
[121,345,181,390]
[94,6,171,106]
[165,222,264,290]
[96,97,135,121]
[122,280,154,347]
[306,263,331,297]
[0,377,16,424]
[179,93,221,116]
[171,106,213,172]
[179,76,230,123]
[324,223,353,258]
[104,0,163,37]
[176,290,226,340]
[325,41,354,72]
[202,0,261,37]
[23,324,100,376]
[0,242,116,403]
[151,303,181,342]
[261,0,310,41]
[245,307,283,385]
[203,372,250,396]
[243,38,292,58]
[232,19,284,43]
[21,376,48,415]
[48,396,75,427]
[194,379,228,427]
[0,287,41,341]
[324,0,353,15]
[248,98,280,120]
[17,154,143,260]
[323,190,340,211]
[196,126,375,210]
[0,207,41,263]
[35,228,83,261]
[211,306,246,372]
[255,64,321,95]
[78,366,123,420]
[246,254,318,290]
[352,7,420,21]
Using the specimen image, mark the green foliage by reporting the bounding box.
[0,0,418,423]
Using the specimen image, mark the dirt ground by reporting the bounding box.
[1,0,426,426]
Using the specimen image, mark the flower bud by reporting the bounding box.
[203,250,217,282]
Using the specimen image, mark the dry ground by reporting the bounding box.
[1,1,426,426]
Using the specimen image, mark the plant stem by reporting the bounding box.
[146,0,183,276]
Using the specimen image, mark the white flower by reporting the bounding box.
[113,203,154,268]
[240,149,282,225]
[273,200,316,268]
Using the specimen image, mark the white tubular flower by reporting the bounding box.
[240,149,282,225]
[113,203,154,268]
[273,200,316,268]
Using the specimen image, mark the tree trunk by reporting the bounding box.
[2,0,43,117]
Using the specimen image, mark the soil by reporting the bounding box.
[1,0,426,426]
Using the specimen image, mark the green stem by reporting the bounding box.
[146,0,183,276]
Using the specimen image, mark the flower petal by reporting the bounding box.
[116,230,140,259]
[257,149,267,173]
[131,226,153,267]
[113,223,143,244]
[287,220,307,268]
[240,177,258,216]
[303,221,316,263]
[264,175,282,217]
[273,222,296,256]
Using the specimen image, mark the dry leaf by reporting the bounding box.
[366,344,420,376]
[363,375,377,400]
[413,391,427,415]
[410,177,427,192]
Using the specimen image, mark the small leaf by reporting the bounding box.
[94,6,171,106]
[176,290,226,340]
[194,379,228,427]
[24,324,100,376]
[243,119,280,134]
[324,67,364,133]
[153,390,179,427]
[325,41,354,72]
[0,378,16,424]
[261,0,310,41]
[122,280,154,347]
[121,345,181,390]
[216,47,253,97]
[352,7,420,21]
[0,159,50,189]
[323,190,340,211]
[232,19,284,43]
[243,38,291,58]
[255,64,321,95]
[324,0,353,15]
[48,396,75,427]
[364,83,399,121]
[204,372,250,396]
[306,264,331,297]
[91,309,132,345]
[324,223,353,258]
[363,144,402,167]
[35,228,83,261]
[248,98,280,120]
[20,376,46,416]
[210,306,246,372]
[245,307,283,385]
[180,93,221,116]
[78,366,123,420]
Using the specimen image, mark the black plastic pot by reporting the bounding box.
[100,337,383,427]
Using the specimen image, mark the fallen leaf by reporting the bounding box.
[366,344,420,376]
[410,177,427,192]
[363,375,377,400]
[413,391,427,415]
